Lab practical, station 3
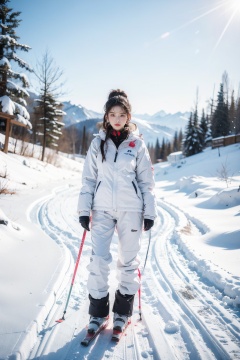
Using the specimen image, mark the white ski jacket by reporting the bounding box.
[78,124,157,220]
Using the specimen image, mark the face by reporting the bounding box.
[106,105,130,131]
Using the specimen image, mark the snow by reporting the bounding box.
[0,34,17,45]
[0,95,15,115]
[0,135,240,359]
[164,321,180,334]
[0,57,10,68]
[0,96,32,129]
[7,81,29,98]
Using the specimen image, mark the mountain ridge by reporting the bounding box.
[62,101,190,132]
[27,91,189,145]
[62,101,189,145]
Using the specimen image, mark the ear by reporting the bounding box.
[127,114,131,122]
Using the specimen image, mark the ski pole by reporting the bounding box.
[138,229,152,321]
[56,228,87,323]
[138,268,142,320]
[142,229,151,275]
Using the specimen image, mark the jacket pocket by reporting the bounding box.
[95,181,101,195]
[132,180,142,200]
[132,181,138,195]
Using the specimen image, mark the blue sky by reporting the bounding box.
[9,0,240,115]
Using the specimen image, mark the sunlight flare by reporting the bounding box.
[213,6,239,50]
[161,32,170,39]
[229,0,240,12]
[151,0,239,50]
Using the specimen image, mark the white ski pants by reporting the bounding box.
[87,210,143,299]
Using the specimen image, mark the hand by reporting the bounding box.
[79,216,90,231]
[144,219,154,231]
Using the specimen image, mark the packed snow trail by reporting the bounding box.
[142,200,240,359]
[28,184,240,359]
[28,184,155,359]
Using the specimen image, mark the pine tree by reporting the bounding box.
[211,83,230,138]
[154,138,161,162]
[0,0,32,127]
[147,143,155,164]
[177,129,183,151]
[160,138,166,161]
[183,110,203,157]
[35,93,65,158]
[184,113,193,156]
[36,94,65,149]
[172,131,178,152]
[166,140,172,158]
[193,109,203,153]
[81,125,87,155]
[199,109,208,147]
[205,114,212,145]
[228,90,236,134]
[34,50,64,161]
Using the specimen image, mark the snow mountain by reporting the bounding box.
[134,110,167,120]
[27,92,189,145]
[134,110,190,131]
[132,116,176,145]
[63,103,187,145]
[62,101,190,133]
[62,101,102,126]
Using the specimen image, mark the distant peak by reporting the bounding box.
[153,110,168,118]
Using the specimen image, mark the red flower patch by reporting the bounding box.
[129,141,135,148]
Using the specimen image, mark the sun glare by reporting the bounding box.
[150,0,239,51]
[212,0,240,51]
[174,0,240,51]
[230,0,240,12]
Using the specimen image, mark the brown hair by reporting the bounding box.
[100,89,132,161]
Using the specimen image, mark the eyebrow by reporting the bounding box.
[109,111,126,114]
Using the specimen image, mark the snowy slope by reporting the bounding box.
[0,137,240,359]
[134,110,190,131]
[132,116,175,145]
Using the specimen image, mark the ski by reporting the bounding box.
[81,318,109,346]
[111,320,131,342]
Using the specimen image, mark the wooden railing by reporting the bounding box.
[212,134,240,149]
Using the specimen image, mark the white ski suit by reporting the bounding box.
[78,124,157,299]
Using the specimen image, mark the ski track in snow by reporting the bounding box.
[27,185,240,360]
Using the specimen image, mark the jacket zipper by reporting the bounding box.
[114,151,118,162]
[113,151,118,210]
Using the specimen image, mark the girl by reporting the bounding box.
[78,89,157,335]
